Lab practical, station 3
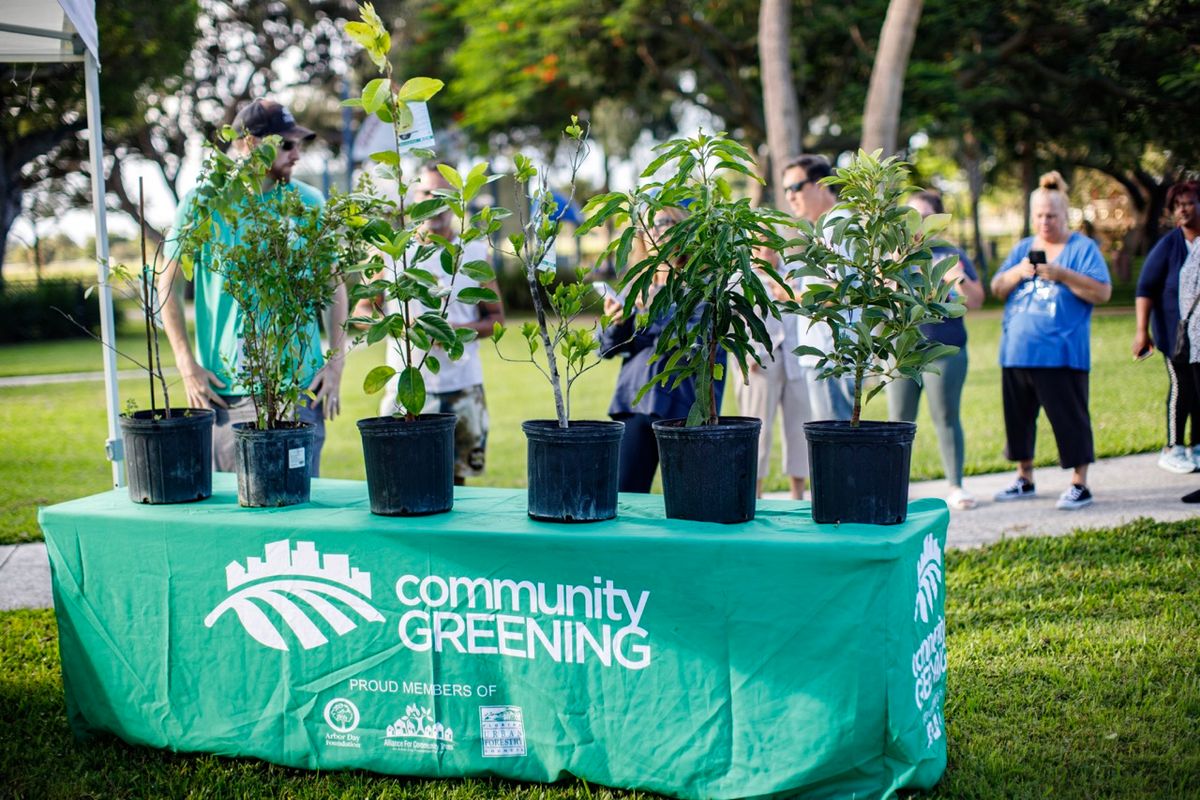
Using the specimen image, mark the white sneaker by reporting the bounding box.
[1158,445,1196,474]
[946,488,977,510]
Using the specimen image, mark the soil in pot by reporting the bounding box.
[120,408,214,504]
[652,416,761,524]
[523,420,624,523]
[233,422,314,508]
[805,420,916,525]
[358,413,456,516]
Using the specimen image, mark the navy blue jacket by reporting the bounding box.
[1136,228,1191,354]
[600,308,726,420]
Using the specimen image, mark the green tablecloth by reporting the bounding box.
[40,474,947,799]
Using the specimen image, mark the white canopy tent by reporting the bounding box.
[1,0,124,487]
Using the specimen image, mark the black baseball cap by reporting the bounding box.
[231,99,316,141]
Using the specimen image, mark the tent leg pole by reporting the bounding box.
[85,50,124,488]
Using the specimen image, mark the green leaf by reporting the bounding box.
[362,78,391,115]
[491,322,506,343]
[461,259,495,282]
[369,150,400,166]
[363,364,396,394]
[425,355,440,375]
[456,287,499,303]
[436,164,464,190]
[396,367,425,414]
[396,77,445,103]
[417,312,456,344]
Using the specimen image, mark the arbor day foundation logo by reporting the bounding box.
[204,540,384,651]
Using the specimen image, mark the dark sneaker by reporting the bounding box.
[994,476,1036,502]
[1056,484,1094,510]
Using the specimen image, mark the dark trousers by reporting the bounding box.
[612,412,660,493]
[1164,352,1200,447]
[1001,367,1094,469]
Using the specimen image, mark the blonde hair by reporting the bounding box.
[1031,170,1070,215]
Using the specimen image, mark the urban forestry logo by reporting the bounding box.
[204,540,384,651]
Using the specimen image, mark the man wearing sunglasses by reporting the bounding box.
[781,154,855,422]
[159,98,348,475]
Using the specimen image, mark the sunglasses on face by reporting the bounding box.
[652,218,675,230]
[783,179,809,194]
[280,140,297,152]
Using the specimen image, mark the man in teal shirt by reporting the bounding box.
[159,98,348,474]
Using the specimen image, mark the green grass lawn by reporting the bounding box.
[2,518,1196,799]
[0,309,1166,544]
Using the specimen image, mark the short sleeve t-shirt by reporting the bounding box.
[920,246,978,348]
[996,233,1110,371]
[166,180,328,396]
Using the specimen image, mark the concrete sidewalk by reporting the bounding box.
[2,451,1197,611]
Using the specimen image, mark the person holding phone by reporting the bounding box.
[1133,180,1200,474]
[989,171,1111,509]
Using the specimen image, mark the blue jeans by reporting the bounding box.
[886,348,969,486]
[211,397,326,476]
[799,366,855,422]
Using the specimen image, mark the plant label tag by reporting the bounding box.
[288,447,306,469]
[394,102,436,153]
[537,242,557,273]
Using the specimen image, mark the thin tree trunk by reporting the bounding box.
[0,171,22,293]
[1020,145,1036,239]
[758,0,802,209]
[962,130,988,281]
[860,0,924,155]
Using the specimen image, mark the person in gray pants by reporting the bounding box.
[887,191,984,510]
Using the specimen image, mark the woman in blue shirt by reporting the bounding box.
[989,171,1112,510]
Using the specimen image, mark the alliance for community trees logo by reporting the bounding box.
[204,539,384,651]
[384,704,455,753]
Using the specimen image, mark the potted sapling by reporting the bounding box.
[490,119,625,522]
[578,131,793,523]
[784,150,964,524]
[345,3,504,515]
[180,132,374,507]
[98,179,214,504]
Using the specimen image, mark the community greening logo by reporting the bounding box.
[204,539,384,651]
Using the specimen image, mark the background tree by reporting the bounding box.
[0,0,198,283]
[859,0,923,156]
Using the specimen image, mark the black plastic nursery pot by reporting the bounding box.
[652,416,761,524]
[805,420,916,525]
[119,408,214,505]
[523,419,625,523]
[233,422,314,508]
[358,413,456,516]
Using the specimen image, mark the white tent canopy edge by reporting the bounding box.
[0,0,124,487]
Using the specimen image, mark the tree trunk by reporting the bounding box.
[860,0,924,156]
[0,165,24,292]
[758,0,802,209]
[961,130,988,281]
[1020,145,1036,239]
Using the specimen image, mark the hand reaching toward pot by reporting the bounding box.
[180,364,227,410]
[308,359,344,420]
